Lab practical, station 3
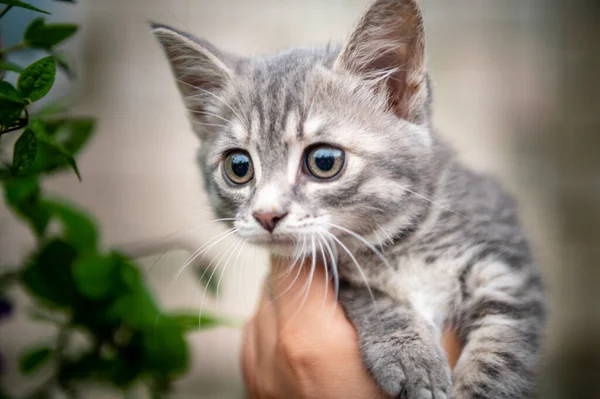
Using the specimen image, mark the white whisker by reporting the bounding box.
[177,78,249,131]
[137,217,235,276]
[318,231,339,302]
[187,109,234,125]
[400,186,469,220]
[325,222,393,271]
[317,236,329,308]
[282,235,317,331]
[190,120,230,129]
[168,227,237,289]
[323,230,375,304]
[269,235,307,304]
[177,227,237,280]
[198,235,240,323]
[216,237,244,309]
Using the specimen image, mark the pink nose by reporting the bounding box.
[253,211,288,233]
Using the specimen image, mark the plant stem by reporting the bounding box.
[0,5,13,19]
[0,41,27,57]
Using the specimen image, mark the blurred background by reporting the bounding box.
[1,0,598,398]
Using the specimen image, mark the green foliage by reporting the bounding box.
[19,346,53,375]
[17,56,56,102]
[0,0,49,15]
[0,60,24,73]
[25,18,78,49]
[12,127,37,175]
[0,2,229,398]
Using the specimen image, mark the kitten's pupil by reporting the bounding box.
[231,154,250,178]
[305,145,345,179]
[314,148,335,171]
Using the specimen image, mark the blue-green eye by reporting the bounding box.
[224,151,254,185]
[304,145,345,179]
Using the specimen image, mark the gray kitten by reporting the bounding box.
[152,0,545,397]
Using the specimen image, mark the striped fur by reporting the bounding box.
[153,1,545,398]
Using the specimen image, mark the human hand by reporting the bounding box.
[241,255,462,399]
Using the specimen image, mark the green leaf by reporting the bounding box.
[35,101,68,118]
[0,60,24,73]
[2,175,38,205]
[44,118,95,154]
[142,317,189,376]
[2,176,50,236]
[169,311,226,332]
[61,352,111,382]
[52,51,75,79]
[20,240,79,306]
[12,128,38,175]
[108,343,144,387]
[109,287,160,330]
[17,56,56,102]
[0,81,26,107]
[19,346,53,374]
[25,18,78,49]
[29,118,82,180]
[72,254,118,299]
[43,199,98,253]
[0,1,50,14]
[0,106,23,129]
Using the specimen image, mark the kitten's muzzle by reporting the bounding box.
[253,211,288,233]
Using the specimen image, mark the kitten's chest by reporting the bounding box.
[338,253,462,328]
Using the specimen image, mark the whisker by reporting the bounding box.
[120,217,235,275]
[318,231,339,302]
[399,185,469,220]
[325,222,393,271]
[233,240,247,312]
[198,235,241,323]
[186,109,234,125]
[322,230,375,304]
[316,236,329,308]
[282,235,317,331]
[177,227,237,282]
[376,223,394,246]
[216,237,244,309]
[190,120,230,130]
[168,227,237,289]
[177,78,249,131]
[268,235,307,304]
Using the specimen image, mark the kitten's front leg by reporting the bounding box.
[454,263,545,398]
[339,284,452,399]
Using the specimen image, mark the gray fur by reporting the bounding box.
[152,1,545,398]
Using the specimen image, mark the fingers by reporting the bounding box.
[241,317,258,396]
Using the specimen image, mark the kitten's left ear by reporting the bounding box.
[335,0,428,124]
[151,23,237,125]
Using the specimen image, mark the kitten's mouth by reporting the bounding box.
[246,234,302,254]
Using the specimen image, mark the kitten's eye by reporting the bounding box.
[223,151,254,185]
[304,145,345,180]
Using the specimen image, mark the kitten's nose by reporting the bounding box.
[253,211,288,233]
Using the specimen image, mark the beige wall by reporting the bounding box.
[1,1,557,397]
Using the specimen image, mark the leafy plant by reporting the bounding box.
[0,2,225,398]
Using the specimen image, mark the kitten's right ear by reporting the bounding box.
[151,23,234,113]
[335,0,428,124]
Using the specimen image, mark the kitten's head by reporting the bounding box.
[153,0,436,257]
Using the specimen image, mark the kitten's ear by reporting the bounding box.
[151,23,234,114]
[335,0,428,123]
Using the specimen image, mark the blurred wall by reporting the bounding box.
[1,1,566,398]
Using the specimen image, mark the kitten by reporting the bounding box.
[152,0,545,397]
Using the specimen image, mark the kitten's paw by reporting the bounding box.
[361,335,452,399]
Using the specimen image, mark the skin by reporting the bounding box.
[241,255,463,399]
